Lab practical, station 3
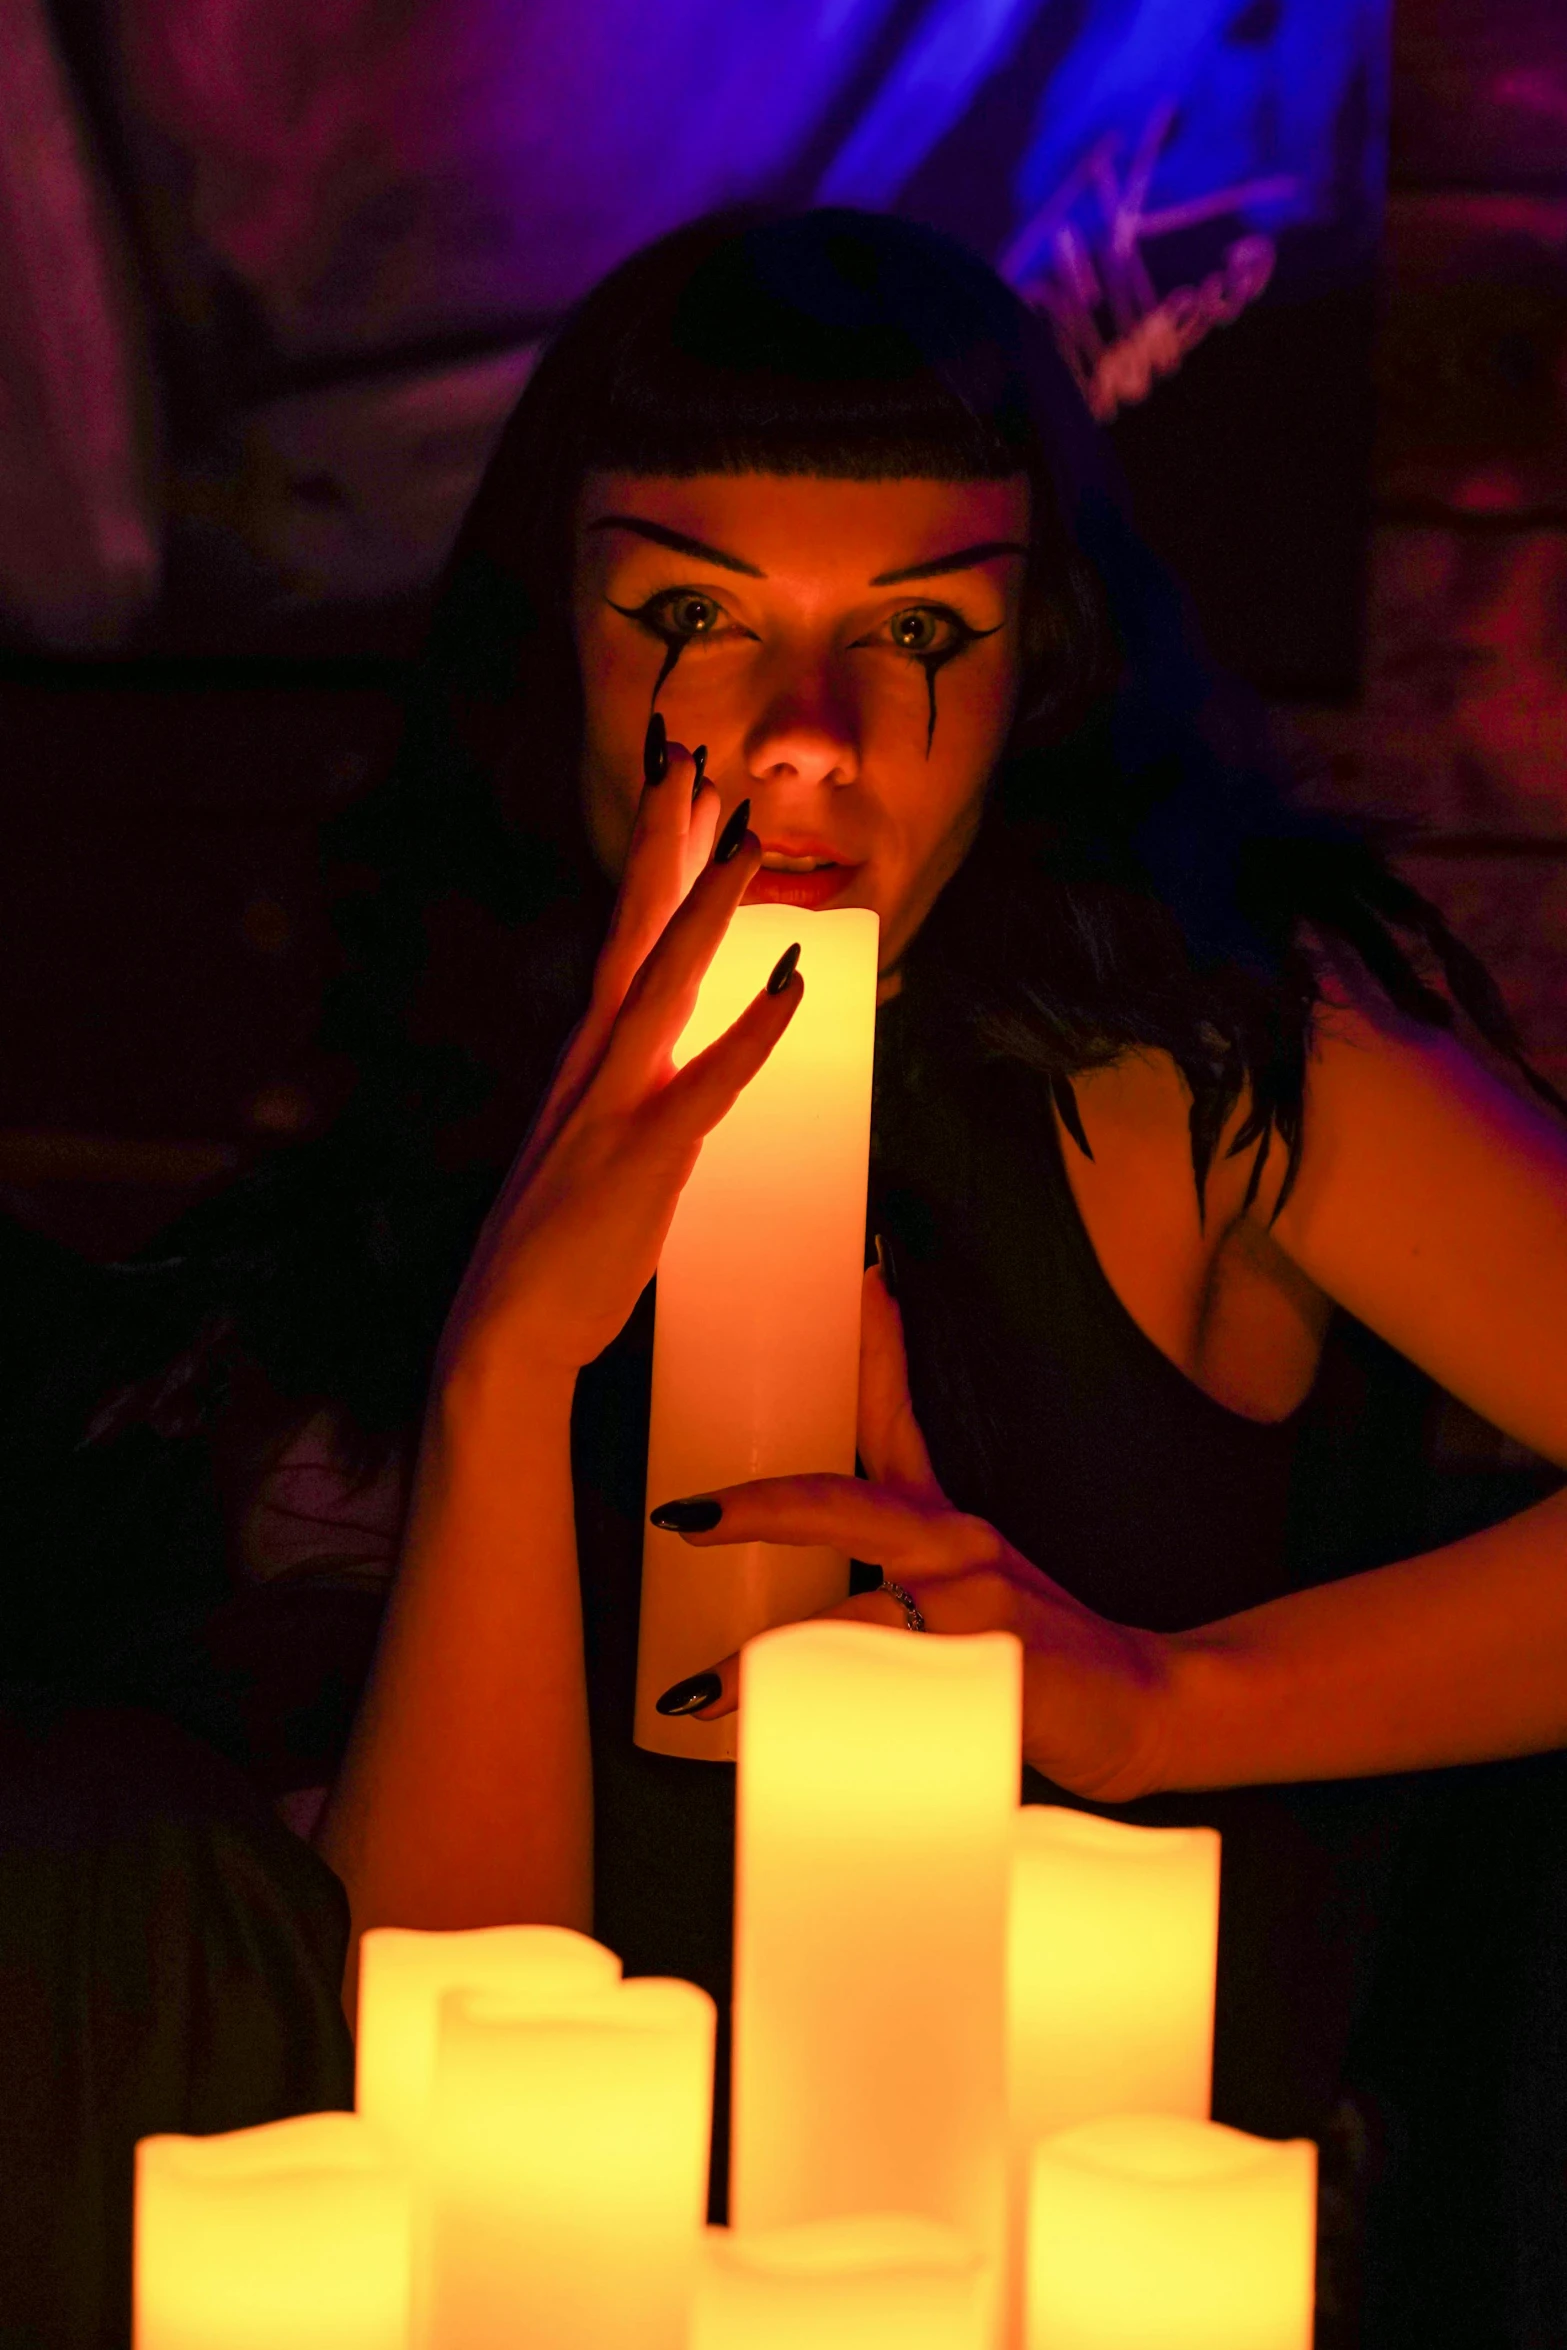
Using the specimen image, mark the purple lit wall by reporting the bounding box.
[5,0,1387,689]
[2,0,1565,1283]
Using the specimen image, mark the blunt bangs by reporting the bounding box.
[574,209,1037,483]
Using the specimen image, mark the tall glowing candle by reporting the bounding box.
[1009,1809,1220,2140]
[134,2113,410,2350]
[635,903,879,1760]
[356,1922,621,2155]
[692,2216,992,2350]
[731,1620,1019,2292]
[423,1974,715,2350]
[1026,2115,1315,2350]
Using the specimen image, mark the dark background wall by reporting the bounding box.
[0,0,1561,1264]
[1291,0,1567,1108]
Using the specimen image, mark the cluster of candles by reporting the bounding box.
[134,1619,1315,2349]
[135,913,1314,2343]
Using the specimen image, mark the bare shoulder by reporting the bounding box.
[1060,1050,1332,1419]
[1065,1046,1290,1239]
[1271,966,1567,1464]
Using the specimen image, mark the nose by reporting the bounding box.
[743,653,859,792]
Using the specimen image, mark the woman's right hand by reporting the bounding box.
[436,734,801,1390]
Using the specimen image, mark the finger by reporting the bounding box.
[857,1263,940,1496]
[647,1470,987,1581]
[684,771,721,889]
[594,740,707,1007]
[656,1588,910,1723]
[595,819,763,1097]
[642,954,802,1150]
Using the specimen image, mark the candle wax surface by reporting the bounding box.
[1008,1808,1220,2138]
[1027,2114,1315,2350]
[356,1921,621,2154]
[422,1975,716,2350]
[134,2112,409,2350]
[692,2215,992,2350]
[732,1618,1018,2313]
[637,903,879,1761]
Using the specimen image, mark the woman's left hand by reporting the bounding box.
[653,1266,1175,1804]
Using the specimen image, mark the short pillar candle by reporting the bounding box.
[134,2112,410,2350]
[691,2216,992,2350]
[636,903,879,1760]
[423,1974,716,2350]
[1026,2114,1315,2350]
[1008,1808,1220,2140]
[356,1922,621,2154]
[731,1620,1020,2286]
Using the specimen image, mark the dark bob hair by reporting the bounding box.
[332,203,1555,1223]
[9,204,1557,1660]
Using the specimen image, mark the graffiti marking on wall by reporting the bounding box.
[1001,98,1299,420]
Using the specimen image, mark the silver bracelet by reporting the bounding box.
[881,1578,927,1633]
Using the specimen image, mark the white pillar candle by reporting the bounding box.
[731,1620,1019,2293]
[692,2216,992,2350]
[635,903,879,1760]
[423,1974,716,2350]
[1026,2115,1315,2350]
[1009,1809,1220,2140]
[355,1922,621,2155]
[134,2113,409,2350]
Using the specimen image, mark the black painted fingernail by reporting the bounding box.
[643,711,667,786]
[766,942,801,996]
[655,1670,724,1717]
[874,1231,901,1298]
[650,1496,723,1532]
[692,744,707,793]
[713,799,752,865]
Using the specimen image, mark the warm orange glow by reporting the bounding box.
[732,1620,1019,2297]
[422,1975,715,2350]
[133,2114,409,2350]
[1026,2115,1315,2350]
[355,1923,620,2155]
[1009,1809,1220,2140]
[636,904,879,1760]
[692,2216,992,2350]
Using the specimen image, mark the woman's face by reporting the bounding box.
[572,470,1031,973]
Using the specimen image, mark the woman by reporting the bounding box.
[306,207,1567,2336]
[9,206,1567,2345]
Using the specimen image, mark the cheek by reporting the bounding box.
[871,648,1014,849]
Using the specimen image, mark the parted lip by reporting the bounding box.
[744,860,862,909]
[755,836,853,863]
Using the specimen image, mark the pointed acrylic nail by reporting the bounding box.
[713,799,752,865]
[650,1496,723,1533]
[643,710,668,786]
[655,1670,723,1717]
[692,744,708,794]
[766,942,801,996]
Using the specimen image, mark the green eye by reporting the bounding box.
[890,608,944,654]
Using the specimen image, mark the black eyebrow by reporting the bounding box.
[585,513,765,577]
[870,540,1030,586]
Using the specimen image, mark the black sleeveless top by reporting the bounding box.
[574,998,1448,2162]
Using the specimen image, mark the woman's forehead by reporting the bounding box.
[575,470,1031,586]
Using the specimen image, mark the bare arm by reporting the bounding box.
[1152,990,1567,1789]
[667,995,1567,1801]
[1159,1482,1567,1788]
[316,749,797,1999]
[315,1359,591,2001]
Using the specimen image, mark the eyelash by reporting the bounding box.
[608,586,991,661]
[606,584,1000,747]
